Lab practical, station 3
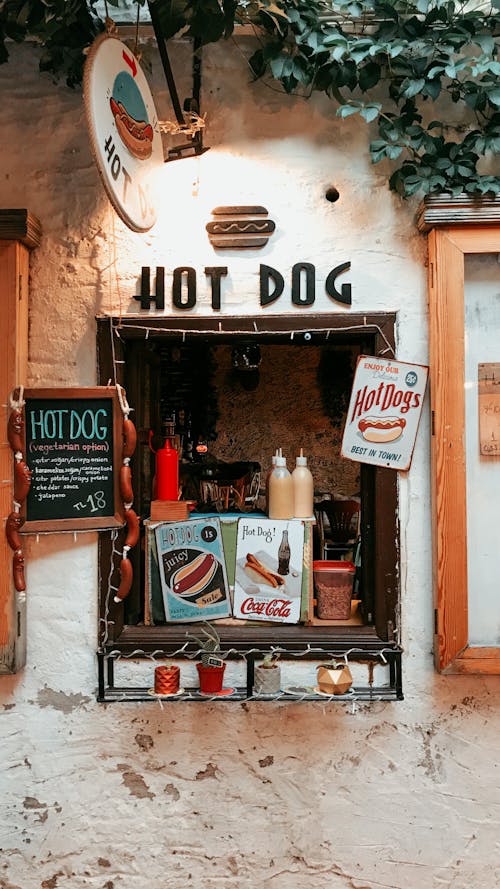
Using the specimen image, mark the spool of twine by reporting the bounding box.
[154,665,180,695]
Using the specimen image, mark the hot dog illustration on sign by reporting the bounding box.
[155,518,231,622]
[358,415,406,443]
[109,70,154,160]
[172,553,218,597]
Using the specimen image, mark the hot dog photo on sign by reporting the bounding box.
[155,517,230,622]
[341,355,428,471]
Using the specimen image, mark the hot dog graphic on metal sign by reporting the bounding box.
[109,70,154,160]
[171,552,218,598]
[155,517,231,622]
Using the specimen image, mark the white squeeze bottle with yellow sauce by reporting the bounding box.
[292,449,314,518]
[268,453,294,519]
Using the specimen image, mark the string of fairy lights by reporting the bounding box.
[109,317,396,357]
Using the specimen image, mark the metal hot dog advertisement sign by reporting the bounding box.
[341,355,428,471]
[155,518,230,622]
[233,518,305,624]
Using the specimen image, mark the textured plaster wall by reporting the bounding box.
[1,39,499,889]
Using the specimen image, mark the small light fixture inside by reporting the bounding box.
[232,343,262,372]
[231,344,261,391]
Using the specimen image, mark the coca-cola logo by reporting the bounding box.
[240,597,291,618]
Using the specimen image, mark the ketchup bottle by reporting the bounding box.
[156,438,179,500]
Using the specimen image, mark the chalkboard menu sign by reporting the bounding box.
[22,387,125,532]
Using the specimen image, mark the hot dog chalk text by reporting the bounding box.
[29,408,109,441]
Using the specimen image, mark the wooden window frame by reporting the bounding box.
[96,312,400,660]
[428,223,500,674]
[0,210,41,675]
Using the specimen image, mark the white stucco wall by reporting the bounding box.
[1,38,499,889]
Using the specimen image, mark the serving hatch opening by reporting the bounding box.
[96,313,398,646]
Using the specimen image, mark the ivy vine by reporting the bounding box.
[1,0,499,198]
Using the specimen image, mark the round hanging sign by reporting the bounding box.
[83,34,163,232]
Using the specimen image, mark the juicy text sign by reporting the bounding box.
[341,356,428,470]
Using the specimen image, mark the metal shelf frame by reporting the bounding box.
[96,646,403,703]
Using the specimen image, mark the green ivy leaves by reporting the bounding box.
[239,0,500,197]
[0,0,498,197]
[0,0,104,87]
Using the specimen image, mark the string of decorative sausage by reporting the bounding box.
[114,385,137,604]
[7,388,29,594]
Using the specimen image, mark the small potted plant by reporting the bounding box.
[254,651,281,695]
[316,660,353,696]
[186,622,226,694]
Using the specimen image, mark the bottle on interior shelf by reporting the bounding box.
[292,449,314,518]
[265,450,279,513]
[268,451,294,520]
[277,529,291,576]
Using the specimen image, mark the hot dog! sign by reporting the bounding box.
[341,356,428,471]
[84,34,163,232]
[233,518,305,624]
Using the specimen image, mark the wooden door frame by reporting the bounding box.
[419,197,500,673]
[0,210,41,674]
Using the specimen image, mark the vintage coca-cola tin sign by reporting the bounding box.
[233,518,305,623]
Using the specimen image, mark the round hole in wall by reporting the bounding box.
[325,186,340,203]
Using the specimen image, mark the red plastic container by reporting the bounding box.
[313,560,355,620]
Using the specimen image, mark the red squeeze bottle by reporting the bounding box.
[156,438,179,500]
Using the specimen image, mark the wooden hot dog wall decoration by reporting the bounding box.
[114,394,138,603]
[7,389,29,594]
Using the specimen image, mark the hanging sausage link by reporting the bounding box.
[114,387,138,604]
[6,512,25,551]
[7,408,24,454]
[7,388,29,594]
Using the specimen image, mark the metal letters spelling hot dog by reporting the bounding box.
[172,553,217,597]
